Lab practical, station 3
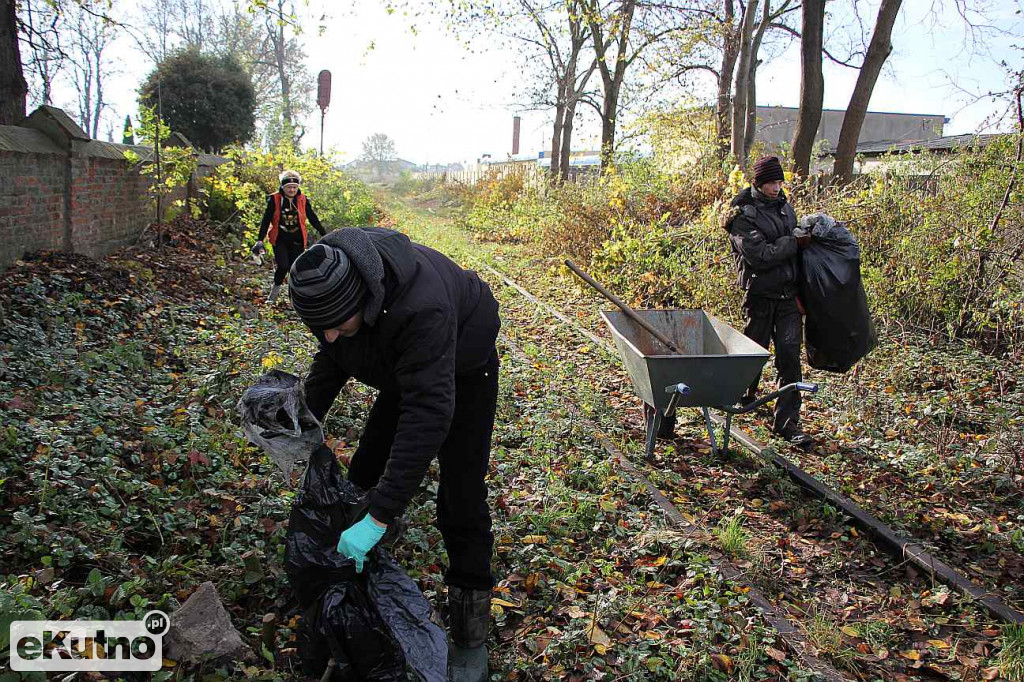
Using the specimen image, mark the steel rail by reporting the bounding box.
[499,333,850,681]
[483,264,1024,625]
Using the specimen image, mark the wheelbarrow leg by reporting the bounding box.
[702,407,719,458]
[644,404,662,461]
[721,412,733,457]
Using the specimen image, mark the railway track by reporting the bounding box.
[479,260,1022,679]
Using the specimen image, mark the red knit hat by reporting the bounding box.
[753,156,785,187]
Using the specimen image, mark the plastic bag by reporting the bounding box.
[286,444,448,682]
[237,370,323,479]
[798,218,876,373]
[799,212,841,242]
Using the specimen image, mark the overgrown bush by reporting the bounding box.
[449,135,1024,350]
[392,170,441,197]
[209,144,382,247]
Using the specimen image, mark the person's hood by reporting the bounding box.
[315,227,418,327]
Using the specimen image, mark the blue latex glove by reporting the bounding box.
[336,515,387,572]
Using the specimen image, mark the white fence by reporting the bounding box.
[413,164,600,187]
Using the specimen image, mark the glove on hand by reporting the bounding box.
[336,514,387,573]
[793,227,811,249]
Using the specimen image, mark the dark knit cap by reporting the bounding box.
[289,244,368,330]
[753,156,785,187]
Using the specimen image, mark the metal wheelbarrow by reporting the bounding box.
[564,260,817,460]
[601,308,816,460]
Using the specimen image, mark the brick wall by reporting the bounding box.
[0,150,67,268]
[0,109,225,272]
[69,155,156,259]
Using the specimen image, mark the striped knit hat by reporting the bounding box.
[289,244,368,330]
[752,156,785,187]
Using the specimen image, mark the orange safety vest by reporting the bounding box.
[267,193,308,247]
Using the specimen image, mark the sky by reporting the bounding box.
[37,0,1024,167]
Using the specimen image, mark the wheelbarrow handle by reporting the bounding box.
[564,259,681,354]
[718,381,819,414]
[664,383,691,395]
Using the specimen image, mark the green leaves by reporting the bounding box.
[139,50,257,152]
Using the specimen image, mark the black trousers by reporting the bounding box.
[272,232,305,286]
[743,296,803,433]
[348,351,499,591]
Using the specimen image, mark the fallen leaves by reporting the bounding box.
[586,620,612,654]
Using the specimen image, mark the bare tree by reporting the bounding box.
[266,0,298,147]
[19,0,65,106]
[734,1,794,166]
[650,0,797,163]
[716,1,739,157]
[361,132,398,178]
[728,0,759,165]
[65,1,117,138]
[135,0,176,62]
[177,0,216,51]
[585,0,637,166]
[791,0,825,177]
[516,0,596,180]
[134,0,218,61]
[832,0,902,183]
[207,0,312,149]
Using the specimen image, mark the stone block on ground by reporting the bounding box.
[164,581,254,664]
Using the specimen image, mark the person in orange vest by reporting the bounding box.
[251,170,326,303]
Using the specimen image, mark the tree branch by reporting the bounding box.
[770,22,863,68]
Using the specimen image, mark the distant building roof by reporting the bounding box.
[760,104,948,121]
[847,133,1005,157]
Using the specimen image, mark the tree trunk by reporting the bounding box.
[93,50,104,138]
[715,0,739,160]
[560,100,577,181]
[600,79,619,165]
[741,1,778,163]
[731,0,759,167]
[589,0,636,169]
[550,98,565,180]
[743,59,759,160]
[833,0,903,184]
[272,0,294,148]
[1,0,27,125]
[792,0,825,178]
[560,3,593,181]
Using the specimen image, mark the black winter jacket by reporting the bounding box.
[302,227,500,524]
[256,191,326,242]
[726,187,799,299]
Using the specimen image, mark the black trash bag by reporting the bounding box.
[236,369,324,480]
[797,216,877,373]
[285,444,448,682]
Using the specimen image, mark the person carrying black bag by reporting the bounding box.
[288,226,500,682]
[721,156,814,447]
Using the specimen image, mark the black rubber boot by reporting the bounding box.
[448,586,490,682]
[775,422,814,448]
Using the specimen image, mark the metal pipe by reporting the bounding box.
[564,260,680,354]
